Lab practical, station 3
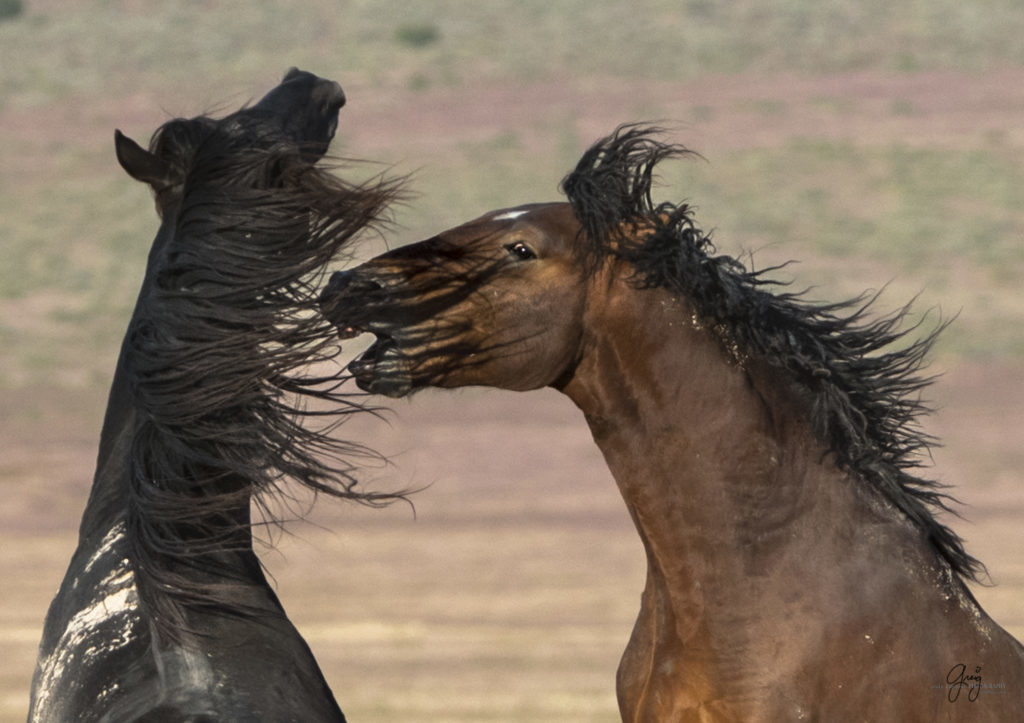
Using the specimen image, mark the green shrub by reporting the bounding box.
[395,23,440,48]
[0,0,23,22]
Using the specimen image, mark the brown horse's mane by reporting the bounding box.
[124,113,404,640]
[561,124,984,583]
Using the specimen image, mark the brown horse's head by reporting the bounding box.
[320,125,692,398]
[320,201,602,397]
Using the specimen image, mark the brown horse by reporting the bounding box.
[321,125,1024,721]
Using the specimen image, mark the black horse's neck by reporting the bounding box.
[73,213,273,642]
[31,69,403,721]
[79,357,137,541]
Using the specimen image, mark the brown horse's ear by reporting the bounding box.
[114,129,172,189]
[613,213,670,250]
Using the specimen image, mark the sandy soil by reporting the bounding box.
[2,367,1022,720]
[3,69,1023,721]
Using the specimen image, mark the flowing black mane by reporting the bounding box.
[124,114,403,639]
[561,124,983,583]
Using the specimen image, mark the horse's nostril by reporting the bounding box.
[322,271,352,304]
[322,270,384,306]
[315,80,346,111]
[329,82,346,110]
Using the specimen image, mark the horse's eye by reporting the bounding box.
[506,241,536,261]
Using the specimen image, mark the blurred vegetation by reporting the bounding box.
[395,23,441,49]
[0,0,22,22]
[3,0,1024,108]
[1,0,1023,392]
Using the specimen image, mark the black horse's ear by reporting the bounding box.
[114,129,172,189]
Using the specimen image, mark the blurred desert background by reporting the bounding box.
[2,1,1023,720]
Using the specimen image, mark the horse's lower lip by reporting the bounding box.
[347,335,412,397]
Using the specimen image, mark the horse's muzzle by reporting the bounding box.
[322,268,383,301]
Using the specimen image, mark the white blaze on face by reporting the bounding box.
[491,209,528,222]
[31,522,140,721]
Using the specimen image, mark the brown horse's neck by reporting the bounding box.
[561,276,858,598]
[561,273,857,564]
[558,271,1012,719]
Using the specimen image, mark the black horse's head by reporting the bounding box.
[113,68,346,213]
[97,69,402,644]
[242,66,346,154]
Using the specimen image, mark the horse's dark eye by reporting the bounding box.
[506,242,536,261]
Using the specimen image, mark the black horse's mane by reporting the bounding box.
[124,114,403,640]
[561,124,983,583]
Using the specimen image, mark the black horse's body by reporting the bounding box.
[32,525,341,720]
[29,69,398,722]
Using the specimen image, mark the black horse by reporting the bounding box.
[28,69,401,722]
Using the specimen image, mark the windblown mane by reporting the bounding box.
[124,115,403,639]
[561,124,983,583]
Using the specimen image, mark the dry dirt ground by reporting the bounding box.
[3,371,1023,721]
[3,70,1023,721]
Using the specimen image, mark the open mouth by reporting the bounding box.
[347,333,393,382]
[334,322,367,341]
[333,323,412,398]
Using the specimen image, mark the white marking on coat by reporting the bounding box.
[492,209,528,221]
[30,525,139,722]
[83,522,129,574]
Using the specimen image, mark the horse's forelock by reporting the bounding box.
[560,124,696,269]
